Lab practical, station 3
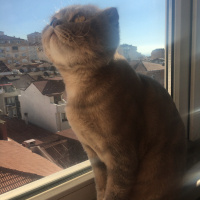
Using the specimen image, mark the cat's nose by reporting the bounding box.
[50,17,62,27]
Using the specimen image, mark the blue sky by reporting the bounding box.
[0,0,165,55]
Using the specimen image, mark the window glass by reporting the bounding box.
[0,0,165,195]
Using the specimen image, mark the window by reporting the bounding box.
[12,46,18,50]
[54,94,62,104]
[1,0,200,200]
[22,58,28,63]
[61,113,68,122]
[20,46,26,51]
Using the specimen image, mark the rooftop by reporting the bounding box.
[142,61,164,71]
[57,128,78,141]
[35,134,87,169]
[0,61,11,73]
[12,74,35,91]
[130,61,164,72]
[0,140,62,176]
[0,115,54,143]
[0,35,26,42]
[0,116,87,169]
[0,166,42,194]
[33,80,65,96]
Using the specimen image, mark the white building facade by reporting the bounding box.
[19,83,70,133]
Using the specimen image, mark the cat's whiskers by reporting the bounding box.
[71,37,80,48]
[54,28,74,44]
[76,23,91,38]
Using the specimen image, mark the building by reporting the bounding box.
[27,32,49,62]
[118,44,143,61]
[151,58,165,65]
[151,48,165,60]
[0,33,29,66]
[0,76,21,117]
[19,80,70,132]
[27,32,42,45]
[130,61,165,86]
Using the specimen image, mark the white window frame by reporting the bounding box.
[166,0,200,141]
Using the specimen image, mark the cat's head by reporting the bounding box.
[42,5,119,71]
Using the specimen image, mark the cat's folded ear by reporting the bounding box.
[102,7,119,23]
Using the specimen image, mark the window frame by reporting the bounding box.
[166,0,200,141]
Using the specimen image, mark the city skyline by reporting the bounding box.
[0,0,165,55]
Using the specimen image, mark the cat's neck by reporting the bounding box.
[59,64,101,99]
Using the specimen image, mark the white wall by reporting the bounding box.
[19,84,70,132]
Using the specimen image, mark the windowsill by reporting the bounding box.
[0,160,95,200]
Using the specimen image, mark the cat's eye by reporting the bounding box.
[50,17,62,27]
[70,13,86,23]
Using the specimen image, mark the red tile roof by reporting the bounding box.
[142,61,164,71]
[0,140,62,176]
[0,166,42,194]
[0,115,54,143]
[56,129,78,140]
[33,80,65,96]
[12,74,35,91]
[0,116,87,170]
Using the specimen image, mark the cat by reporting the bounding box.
[42,5,186,200]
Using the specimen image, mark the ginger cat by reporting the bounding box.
[42,5,186,200]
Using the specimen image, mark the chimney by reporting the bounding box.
[0,120,8,140]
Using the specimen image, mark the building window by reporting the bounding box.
[12,46,18,50]
[61,113,68,122]
[22,59,28,63]
[5,97,15,105]
[20,46,26,51]
[6,47,10,52]
[54,95,62,104]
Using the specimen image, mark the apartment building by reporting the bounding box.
[27,32,49,62]
[151,48,165,60]
[27,32,42,45]
[118,44,143,61]
[0,33,29,66]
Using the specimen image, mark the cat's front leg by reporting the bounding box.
[103,152,138,200]
[83,145,107,200]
